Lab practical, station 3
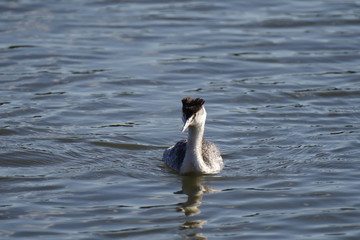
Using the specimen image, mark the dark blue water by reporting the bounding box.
[1,0,360,239]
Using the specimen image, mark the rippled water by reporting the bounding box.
[1,0,360,239]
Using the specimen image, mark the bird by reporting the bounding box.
[163,97,223,175]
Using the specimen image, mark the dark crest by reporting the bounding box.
[182,97,205,120]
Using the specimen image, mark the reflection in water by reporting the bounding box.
[176,175,205,217]
[175,175,219,239]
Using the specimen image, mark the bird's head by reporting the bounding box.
[181,97,207,132]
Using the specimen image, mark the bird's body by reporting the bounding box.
[163,97,223,175]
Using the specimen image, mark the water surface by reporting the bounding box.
[1,0,360,239]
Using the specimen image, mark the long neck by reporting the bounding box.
[181,123,207,174]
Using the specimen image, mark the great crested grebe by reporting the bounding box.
[163,97,223,174]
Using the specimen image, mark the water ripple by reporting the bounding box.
[1,0,360,239]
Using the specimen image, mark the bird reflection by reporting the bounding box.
[175,175,219,237]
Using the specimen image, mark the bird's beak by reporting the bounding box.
[181,115,194,132]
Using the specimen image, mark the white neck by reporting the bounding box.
[180,123,209,174]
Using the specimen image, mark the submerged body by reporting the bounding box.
[163,97,223,175]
